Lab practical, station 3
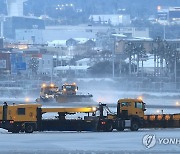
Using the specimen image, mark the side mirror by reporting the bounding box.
[143,102,146,111]
[61,86,63,90]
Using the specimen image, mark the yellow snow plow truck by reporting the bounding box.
[36,83,93,103]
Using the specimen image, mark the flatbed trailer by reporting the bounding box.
[0,104,100,133]
[40,105,97,131]
[0,102,134,133]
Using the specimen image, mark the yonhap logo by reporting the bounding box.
[143,134,156,149]
[142,134,180,149]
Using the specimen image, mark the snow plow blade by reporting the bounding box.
[143,114,180,128]
[55,94,93,103]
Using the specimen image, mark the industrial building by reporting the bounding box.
[89,14,131,26]
[157,6,180,24]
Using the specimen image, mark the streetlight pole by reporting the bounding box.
[175,58,177,86]
[112,38,115,78]
[0,15,5,38]
[51,57,54,84]
[163,24,166,40]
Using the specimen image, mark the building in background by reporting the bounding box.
[157,6,180,24]
[15,29,44,44]
[1,0,45,39]
[89,14,131,26]
[38,54,53,76]
[4,16,45,39]
[169,7,180,22]
[10,53,26,75]
[15,25,103,43]
[0,38,3,49]
[53,65,89,78]
[117,27,149,38]
[0,53,11,74]
[6,0,25,17]
[157,6,169,23]
[76,58,91,67]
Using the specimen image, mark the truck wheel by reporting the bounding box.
[25,124,34,133]
[105,123,113,132]
[130,122,139,131]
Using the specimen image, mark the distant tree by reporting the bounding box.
[28,57,39,76]
[98,16,101,25]
[88,61,119,77]
[90,16,94,24]
[151,37,166,76]
[163,42,180,80]
[100,50,112,61]
[133,44,146,76]
[108,19,111,26]
[124,42,136,75]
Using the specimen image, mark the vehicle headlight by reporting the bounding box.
[92,107,97,112]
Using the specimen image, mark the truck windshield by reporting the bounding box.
[65,85,76,90]
[44,87,58,94]
[121,102,130,107]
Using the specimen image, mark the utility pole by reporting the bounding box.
[175,58,177,86]
[51,56,54,84]
[51,69,53,83]
[163,24,166,40]
[112,38,115,78]
[0,15,5,38]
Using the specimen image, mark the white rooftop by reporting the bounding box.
[76,58,91,63]
[74,38,89,44]
[54,65,90,71]
[47,40,67,46]
[112,34,127,38]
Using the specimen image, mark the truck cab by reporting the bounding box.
[61,83,78,95]
[116,98,146,131]
[117,98,146,118]
[40,83,59,101]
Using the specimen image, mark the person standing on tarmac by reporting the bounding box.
[3,102,8,106]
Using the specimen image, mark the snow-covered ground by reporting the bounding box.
[0,128,180,153]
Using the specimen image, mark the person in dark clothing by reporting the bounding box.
[3,102,8,106]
